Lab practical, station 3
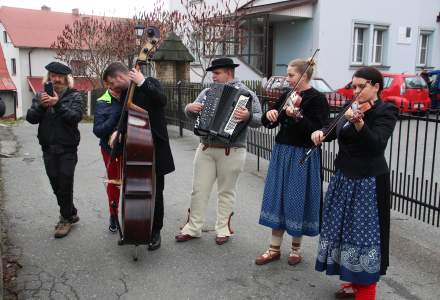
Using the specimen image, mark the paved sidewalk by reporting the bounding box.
[0,122,439,299]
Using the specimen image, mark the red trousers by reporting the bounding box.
[101,148,121,216]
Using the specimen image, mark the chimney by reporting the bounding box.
[72,8,79,15]
[41,5,51,11]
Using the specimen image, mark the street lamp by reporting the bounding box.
[134,24,145,38]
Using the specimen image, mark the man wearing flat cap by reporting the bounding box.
[26,61,83,238]
[176,57,262,245]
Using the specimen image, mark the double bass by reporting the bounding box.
[108,26,160,260]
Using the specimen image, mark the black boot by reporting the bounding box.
[148,231,161,251]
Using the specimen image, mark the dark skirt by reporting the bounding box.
[315,171,390,284]
[259,143,321,237]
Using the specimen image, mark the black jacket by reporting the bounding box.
[26,89,83,152]
[123,77,175,176]
[262,88,329,148]
[325,100,398,178]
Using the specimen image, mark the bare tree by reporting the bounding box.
[52,3,180,88]
[52,16,129,88]
[176,0,242,83]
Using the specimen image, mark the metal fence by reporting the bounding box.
[162,81,440,227]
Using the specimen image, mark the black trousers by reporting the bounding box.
[43,151,78,220]
[152,174,164,233]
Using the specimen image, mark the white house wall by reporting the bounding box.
[189,56,264,83]
[0,22,21,116]
[317,0,440,89]
[272,18,316,76]
[18,48,58,116]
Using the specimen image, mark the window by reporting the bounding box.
[352,25,367,64]
[372,29,385,64]
[405,76,427,89]
[417,32,431,66]
[383,76,393,88]
[3,31,7,43]
[11,58,16,75]
[238,17,265,73]
[352,23,389,66]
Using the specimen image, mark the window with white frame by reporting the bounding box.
[3,31,8,43]
[352,24,368,64]
[418,31,432,66]
[372,27,387,65]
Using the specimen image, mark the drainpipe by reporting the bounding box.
[28,48,34,77]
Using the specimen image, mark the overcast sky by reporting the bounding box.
[0,0,167,17]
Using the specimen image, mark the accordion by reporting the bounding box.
[194,83,252,143]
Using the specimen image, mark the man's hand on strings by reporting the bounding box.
[128,68,145,85]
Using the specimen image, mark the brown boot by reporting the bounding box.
[255,245,281,265]
[54,217,73,238]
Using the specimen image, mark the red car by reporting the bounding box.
[337,73,431,112]
[262,76,348,109]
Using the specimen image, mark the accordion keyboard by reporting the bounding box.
[224,95,250,135]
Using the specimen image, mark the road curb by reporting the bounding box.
[0,124,17,299]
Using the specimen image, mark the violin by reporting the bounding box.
[300,82,373,164]
[272,49,320,123]
[345,99,373,123]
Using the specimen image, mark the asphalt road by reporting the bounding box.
[1,122,440,299]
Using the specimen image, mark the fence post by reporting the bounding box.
[257,144,260,172]
[87,91,92,116]
[177,81,183,137]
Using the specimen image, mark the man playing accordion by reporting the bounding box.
[175,57,262,245]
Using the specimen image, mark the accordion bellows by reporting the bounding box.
[194,83,252,143]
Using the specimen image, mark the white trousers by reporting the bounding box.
[181,144,246,237]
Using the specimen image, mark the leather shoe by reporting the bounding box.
[175,233,196,242]
[215,236,229,245]
[148,231,161,251]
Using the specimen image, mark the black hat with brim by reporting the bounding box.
[206,57,239,71]
[45,62,72,75]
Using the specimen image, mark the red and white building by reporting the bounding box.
[0,6,95,118]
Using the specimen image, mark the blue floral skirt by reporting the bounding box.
[259,143,321,237]
[315,170,381,284]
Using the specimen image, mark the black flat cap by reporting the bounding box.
[45,62,72,75]
[206,57,239,71]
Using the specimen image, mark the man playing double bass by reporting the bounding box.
[104,62,175,251]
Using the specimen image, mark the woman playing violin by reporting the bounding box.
[311,66,398,300]
[255,58,330,266]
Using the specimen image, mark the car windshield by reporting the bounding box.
[271,78,285,89]
[405,76,427,89]
[311,79,333,92]
[383,77,393,88]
